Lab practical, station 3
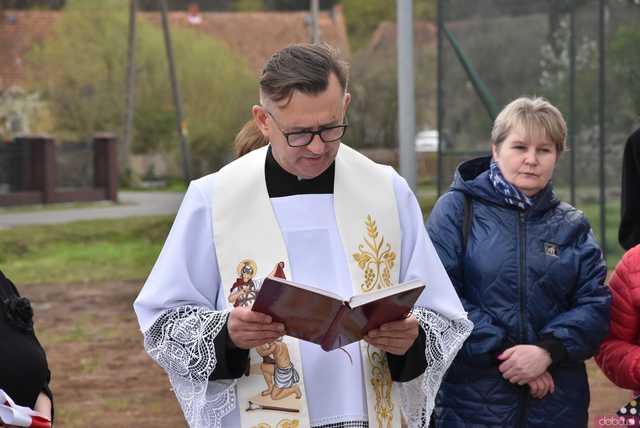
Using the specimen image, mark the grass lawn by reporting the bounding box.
[0,216,174,285]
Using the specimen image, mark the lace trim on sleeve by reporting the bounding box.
[398,307,473,428]
[143,305,236,428]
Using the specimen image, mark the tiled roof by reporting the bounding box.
[141,7,350,74]
[0,10,62,89]
[0,6,350,89]
[367,20,437,55]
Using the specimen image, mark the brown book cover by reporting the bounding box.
[251,277,425,351]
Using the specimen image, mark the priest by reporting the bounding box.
[134,43,472,428]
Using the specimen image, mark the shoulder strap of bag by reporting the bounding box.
[462,192,473,252]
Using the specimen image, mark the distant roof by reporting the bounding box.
[0,10,62,89]
[141,7,350,74]
[0,6,350,89]
[367,20,437,55]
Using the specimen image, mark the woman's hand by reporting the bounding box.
[227,307,285,349]
[364,315,419,355]
[0,392,51,427]
[527,371,555,399]
[498,345,552,384]
[34,391,52,420]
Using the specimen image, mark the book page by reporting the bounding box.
[321,280,425,350]
[348,279,424,308]
[265,276,345,302]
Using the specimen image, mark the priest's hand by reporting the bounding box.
[363,315,419,355]
[228,307,285,350]
[498,345,552,384]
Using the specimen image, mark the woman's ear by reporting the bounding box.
[491,144,499,162]
[252,105,270,137]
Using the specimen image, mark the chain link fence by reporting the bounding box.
[436,0,640,259]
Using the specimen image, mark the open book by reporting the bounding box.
[0,389,51,428]
[251,277,425,351]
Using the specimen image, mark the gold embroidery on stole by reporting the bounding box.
[352,215,397,291]
[251,419,300,428]
[353,214,397,427]
[368,346,394,428]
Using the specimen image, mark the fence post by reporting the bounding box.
[94,133,118,203]
[15,135,56,204]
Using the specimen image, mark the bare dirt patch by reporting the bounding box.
[23,280,184,428]
[20,280,631,428]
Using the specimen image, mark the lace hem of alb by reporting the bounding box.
[143,305,233,428]
[143,305,472,428]
[397,306,473,428]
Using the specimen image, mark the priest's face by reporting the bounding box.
[253,73,351,179]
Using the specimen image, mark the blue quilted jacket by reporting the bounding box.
[427,157,611,428]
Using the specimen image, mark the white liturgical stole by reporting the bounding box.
[212,144,404,428]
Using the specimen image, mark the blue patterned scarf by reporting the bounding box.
[489,160,534,210]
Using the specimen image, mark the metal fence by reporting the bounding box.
[0,140,30,193]
[56,141,95,190]
[0,135,118,207]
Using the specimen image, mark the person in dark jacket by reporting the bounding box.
[427,96,611,427]
[619,127,640,250]
[0,270,53,426]
[593,127,640,417]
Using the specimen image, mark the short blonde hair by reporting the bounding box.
[491,97,567,153]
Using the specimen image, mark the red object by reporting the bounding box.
[595,244,640,391]
[30,416,52,428]
[273,262,286,279]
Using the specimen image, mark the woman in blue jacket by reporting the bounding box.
[427,97,611,427]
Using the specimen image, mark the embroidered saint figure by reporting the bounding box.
[256,339,302,401]
[229,259,258,307]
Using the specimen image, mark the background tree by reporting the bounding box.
[342,0,435,53]
[133,0,336,12]
[0,0,64,9]
[345,29,437,150]
[232,0,266,11]
[610,25,640,121]
[136,0,233,11]
[263,0,336,10]
[27,4,255,176]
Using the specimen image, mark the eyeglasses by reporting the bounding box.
[266,110,348,147]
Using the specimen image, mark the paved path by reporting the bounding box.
[0,191,184,228]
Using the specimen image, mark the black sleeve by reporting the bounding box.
[209,320,250,380]
[0,270,20,298]
[534,334,568,367]
[619,128,640,250]
[387,327,427,382]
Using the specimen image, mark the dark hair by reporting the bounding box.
[260,43,349,105]
[233,43,349,158]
